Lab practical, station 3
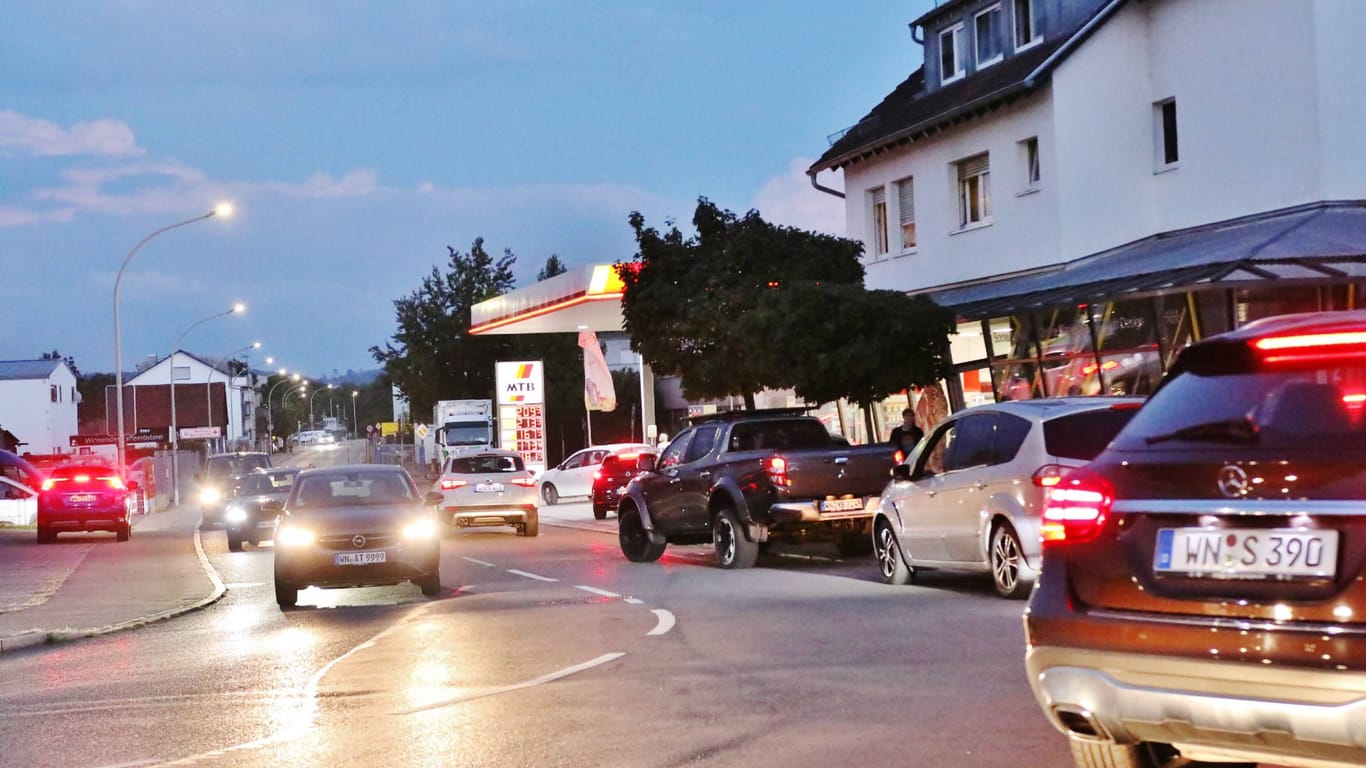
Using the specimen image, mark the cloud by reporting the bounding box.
[0,204,75,227]
[260,169,381,198]
[751,157,846,236]
[0,110,145,157]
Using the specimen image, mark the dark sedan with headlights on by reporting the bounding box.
[270,465,442,608]
[222,467,299,551]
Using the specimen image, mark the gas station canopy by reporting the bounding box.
[470,264,626,336]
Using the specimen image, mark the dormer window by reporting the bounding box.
[1014,0,1041,50]
[975,5,1004,68]
[941,23,965,85]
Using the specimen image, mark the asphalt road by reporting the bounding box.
[0,444,1075,768]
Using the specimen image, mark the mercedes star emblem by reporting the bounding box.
[1216,465,1249,499]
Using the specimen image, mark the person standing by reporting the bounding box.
[889,407,924,459]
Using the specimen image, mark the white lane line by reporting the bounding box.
[624,597,643,605]
[392,652,626,715]
[507,569,558,583]
[574,585,619,599]
[646,609,676,636]
[461,556,497,567]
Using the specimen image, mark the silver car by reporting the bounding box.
[872,397,1143,598]
[435,449,539,536]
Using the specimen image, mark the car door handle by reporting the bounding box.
[698,471,712,478]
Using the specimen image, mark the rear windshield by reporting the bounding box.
[726,419,834,451]
[1043,408,1141,460]
[206,454,271,478]
[50,465,117,480]
[448,454,524,474]
[1112,362,1366,452]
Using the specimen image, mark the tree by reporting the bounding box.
[370,238,517,417]
[619,198,865,408]
[537,254,568,282]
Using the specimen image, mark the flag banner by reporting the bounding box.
[578,330,617,412]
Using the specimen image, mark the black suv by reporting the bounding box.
[196,452,271,524]
[1025,310,1366,768]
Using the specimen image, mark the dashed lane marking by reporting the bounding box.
[391,652,626,715]
[507,569,558,583]
[574,585,619,599]
[461,556,497,568]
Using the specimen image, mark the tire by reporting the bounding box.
[713,507,758,569]
[874,521,914,585]
[1068,737,1254,768]
[116,522,131,542]
[592,504,607,521]
[275,579,298,609]
[541,483,559,505]
[989,523,1030,599]
[618,504,665,562]
[519,511,539,537]
[834,531,874,558]
[418,571,441,597]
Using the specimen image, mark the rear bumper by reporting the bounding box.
[39,505,128,532]
[1025,645,1366,767]
[442,505,534,529]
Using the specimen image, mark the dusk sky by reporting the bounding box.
[2,1,933,381]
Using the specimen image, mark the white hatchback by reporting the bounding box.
[435,449,539,536]
[537,443,651,505]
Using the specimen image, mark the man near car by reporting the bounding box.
[888,407,923,457]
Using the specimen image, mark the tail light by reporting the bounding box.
[1041,470,1113,547]
[766,456,789,488]
[893,449,905,464]
[1031,464,1066,488]
[439,478,468,491]
[1253,330,1366,364]
[509,477,537,488]
[73,474,92,484]
[102,475,125,490]
[41,478,59,491]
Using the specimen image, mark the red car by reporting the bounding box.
[37,463,136,543]
[591,448,656,520]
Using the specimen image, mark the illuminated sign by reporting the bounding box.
[496,360,547,474]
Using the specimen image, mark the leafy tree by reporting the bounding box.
[537,254,568,282]
[619,198,864,408]
[370,238,517,417]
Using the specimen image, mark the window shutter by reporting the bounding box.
[898,179,915,224]
[959,154,990,179]
[871,188,885,206]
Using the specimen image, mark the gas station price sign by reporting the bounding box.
[496,360,547,475]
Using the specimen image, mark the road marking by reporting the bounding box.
[624,597,643,605]
[575,585,619,599]
[392,652,625,715]
[507,569,558,582]
[461,556,497,567]
[647,609,675,636]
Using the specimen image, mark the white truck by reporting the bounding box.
[426,399,496,469]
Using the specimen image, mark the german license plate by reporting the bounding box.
[335,551,386,566]
[1155,528,1338,579]
[256,520,275,529]
[475,482,505,493]
[69,494,97,503]
[820,498,865,513]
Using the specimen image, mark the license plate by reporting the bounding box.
[256,520,275,529]
[69,494,97,503]
[334,551,386,566]
[1155,528,1339,579]
[820,498,865,513]
[475,482,505,493]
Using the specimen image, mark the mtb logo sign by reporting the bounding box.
[496,361,544,405]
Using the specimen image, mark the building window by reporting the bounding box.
[51,385,58,403]
[940,23,965,84]
[897,177,916,251]
[975,5,1004,68]
[1021,136,1040,189]
[870,187,889,257]
[1154,98,1179,169]
[957,153,992,228]
[1014,0,1040,50]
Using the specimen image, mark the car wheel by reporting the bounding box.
[519,511,539,537]
[874,521,914,585]
[418,571,441,597]
[275,579,298,609]
[227,533,243,552]
[592,504,607,521]
[713,507,758,569]
[1069,737,1254,768]
[618,504,665,562]
[990,522,1030,599]
[541,483,559,505]
[116,521,131,542]
[834,531,874,558]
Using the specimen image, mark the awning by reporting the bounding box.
[928,201,1366,318]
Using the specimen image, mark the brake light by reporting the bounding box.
[766,456,789,488]
[1040,470,1113,547]
[41,478,57,491]
[439,478,468,490]
[1253,330,1366,364]
[1031,464,1065,488]
[509,477,537,488]
[74,474,91,484]
[101,475,125,490]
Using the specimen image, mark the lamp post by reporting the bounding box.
[113,203,233,473]
[206,341,260,451]
[351,391,359,439]
[169,303,245,506]
[309,383,335,430]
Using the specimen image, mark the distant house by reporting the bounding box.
[121,351,263,450]
[0,359,80,455]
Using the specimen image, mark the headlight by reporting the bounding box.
[276,525,316,547]
[199,487,222,504]
[402,518,438,539]
[224,505,249,524]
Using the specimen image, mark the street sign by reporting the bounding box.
[179,426,222,439]
[415,424,429,439]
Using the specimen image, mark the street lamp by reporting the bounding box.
[309,383,336,430]
[351,391,359,440]
[169,302,245,506]
[206,341,261,448]
[113,203,233,472]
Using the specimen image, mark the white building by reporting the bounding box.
[122,351,261,448]
[0,359,80,456]
[809,0,1366,408]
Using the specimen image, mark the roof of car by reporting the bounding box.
[952,396,1146,420]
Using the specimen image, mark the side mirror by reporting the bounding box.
[262,499,285,515]
[425,491,444,507]
[636,455,656,473]
[890,464,913,482]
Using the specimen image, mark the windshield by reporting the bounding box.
[442,423,492,447]
[205,455,271,479]
[291,471,417,508]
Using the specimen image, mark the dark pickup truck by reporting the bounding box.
[616,410,897,568]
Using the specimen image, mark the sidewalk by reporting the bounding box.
[0,500,225,654]
[536,499,618,535]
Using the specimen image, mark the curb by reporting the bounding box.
[0,524,228,654]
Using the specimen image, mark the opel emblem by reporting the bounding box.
[352,534,367,549]
[1216,465,1249,499]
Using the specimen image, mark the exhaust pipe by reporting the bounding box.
[1052,705,1110,740]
